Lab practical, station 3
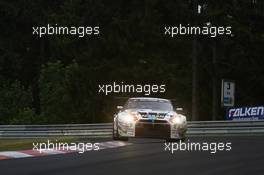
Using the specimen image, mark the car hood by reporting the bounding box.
[124,109,175,115]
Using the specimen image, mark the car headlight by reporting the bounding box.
[119,112,138,123]
[171,117,182,124]
[170,115,186,124]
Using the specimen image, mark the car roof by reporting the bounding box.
[128,97,170,102]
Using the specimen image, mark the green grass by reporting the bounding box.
[0,137,79,151]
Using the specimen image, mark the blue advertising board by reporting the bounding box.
[226,106,264,120]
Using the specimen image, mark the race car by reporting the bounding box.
[113,97,187,141]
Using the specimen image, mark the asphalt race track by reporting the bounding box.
[0,136,263,175]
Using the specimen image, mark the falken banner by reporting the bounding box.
[226,106,264,120]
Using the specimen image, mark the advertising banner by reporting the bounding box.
[226,106,264,120]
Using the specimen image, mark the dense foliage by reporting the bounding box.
[0,0,263,124]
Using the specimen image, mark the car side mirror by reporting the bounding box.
[117,106,123,110]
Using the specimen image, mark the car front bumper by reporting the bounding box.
[118,120,187,139]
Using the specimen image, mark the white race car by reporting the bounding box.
[113,97,187,141]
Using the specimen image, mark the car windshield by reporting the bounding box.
[124,99,173,111]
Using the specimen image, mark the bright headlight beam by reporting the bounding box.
[171,117,182,124]
[122,113,137,123]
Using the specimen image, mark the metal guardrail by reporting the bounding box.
[187,120,264,136]
[0,120,264,138]
[0,123,112,138]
